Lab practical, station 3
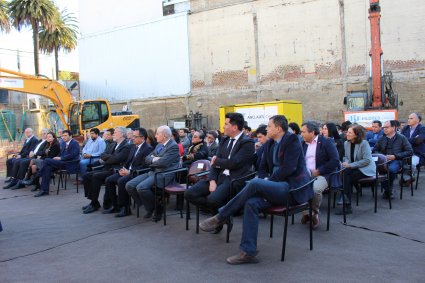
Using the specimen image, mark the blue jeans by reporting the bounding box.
[382,160,401,191]
[217,178,291,256]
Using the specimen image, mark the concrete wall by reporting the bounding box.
[112,0,425,130]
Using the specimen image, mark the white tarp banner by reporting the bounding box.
[0,78,24,88]
[343,110,397,128]
[236,105,278,129]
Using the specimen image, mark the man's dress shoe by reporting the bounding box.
[83,203,100,214]
[10,181,25,190]
[3,180,18,189]
[226,252,259,265]
[102,207,119,214]
[34,191,49,197]
[4,177,13,183]
[115,207,131,218]
[82,203,92,210]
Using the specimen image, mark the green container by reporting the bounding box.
[0,110,16,141]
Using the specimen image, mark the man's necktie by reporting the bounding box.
[156,144,164,155]
[227,138,235,158]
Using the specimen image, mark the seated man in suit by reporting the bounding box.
[82,127,130,214]
[5,128,49,190]
[34,130,80,197]
[300,121,340,229]
[126,126,180,221]
[4,128,39,189]
[374,120,413,199]
[103,128,153,217]
[401,113,425,168]
[185,112,255,232]
[78,128,106,182]
[199,115,313,264]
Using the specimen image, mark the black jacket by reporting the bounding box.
[100,139,131,170]
[19,136,39,158]
[373,133,413,160]
[36,142,61,159]
[124,142,153,171]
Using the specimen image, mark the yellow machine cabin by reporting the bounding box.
[219,100,302,131]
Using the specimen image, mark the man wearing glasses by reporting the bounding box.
[373,120,413,199]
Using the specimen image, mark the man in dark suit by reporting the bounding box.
[199,115,313,264]
[4,128,39,188]
[82,127,131,214]
[401,113,425,168]
[300,121,340,229]
[34,130,80,197]
[102,128,153,217]
[126,125,180,221]
[185,112,255,227]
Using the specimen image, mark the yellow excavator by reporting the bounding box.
[0,68,140,138]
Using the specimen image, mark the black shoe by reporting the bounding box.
[10,181,25,190]
[83,203,100,214]
[3,179,18,189]
[4,177,13,183]
[103,203,111,210]
[335,205,352,215]
[102,207,119,214]
[31,185,40,192]
[152,213,162,222]
[82,202,92,210]
[115,207,130,218]
[34,191,49,197]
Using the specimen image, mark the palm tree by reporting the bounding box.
[0,0,10,33]
[39,9,78,80]
[8,0,59,75]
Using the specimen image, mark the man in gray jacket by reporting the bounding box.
[126,126,180,221]
[373,120,413,199]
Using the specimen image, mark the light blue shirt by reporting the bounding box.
[82,136,106,157]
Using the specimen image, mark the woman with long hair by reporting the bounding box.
[322,122,344,161]
[336,125,376,214]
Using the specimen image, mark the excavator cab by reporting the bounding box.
[69,100,110,136]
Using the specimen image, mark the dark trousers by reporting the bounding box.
[39,159,66,193]
[104,173,133,208]
[6,158,18,177]
[185,175,236,213]
[83,169,114,205]
[343,168,367,203]
[14,158,31,179]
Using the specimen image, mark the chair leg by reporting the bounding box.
[291,214,294,225]
[64,173,68,190]
[186,201,190,231]
[281,213,289,262]
[163,190,166,226]
[415,167,420,190]
[270,215,274,238]
[76,173,79,193]
[400,179,403,200]
[56,173,61,195]
[342,190,347,224]
[226,216,231,243]
[327,189,331,231]
[137,204,140,218]
[309,202,313,251]
[333,191,337,208]
[196,206,200,234]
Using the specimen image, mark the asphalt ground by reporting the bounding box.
[1,174,424,283]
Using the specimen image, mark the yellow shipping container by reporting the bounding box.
[219,100,302,131]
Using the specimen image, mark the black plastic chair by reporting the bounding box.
[355,154,390,212]
[324,167,346,230]
[414,153,425,191]
[399,156,415,200]
[56,158,81,195]
[265,177,316,262]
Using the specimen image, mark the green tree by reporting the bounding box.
[0,0,10,32]
[39,9,78,80]
[8,0,59,75]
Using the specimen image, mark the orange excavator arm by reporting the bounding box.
[0,67,74,129]
[369,0,383,108]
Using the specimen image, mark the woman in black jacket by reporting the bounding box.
[23,132,61,187]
